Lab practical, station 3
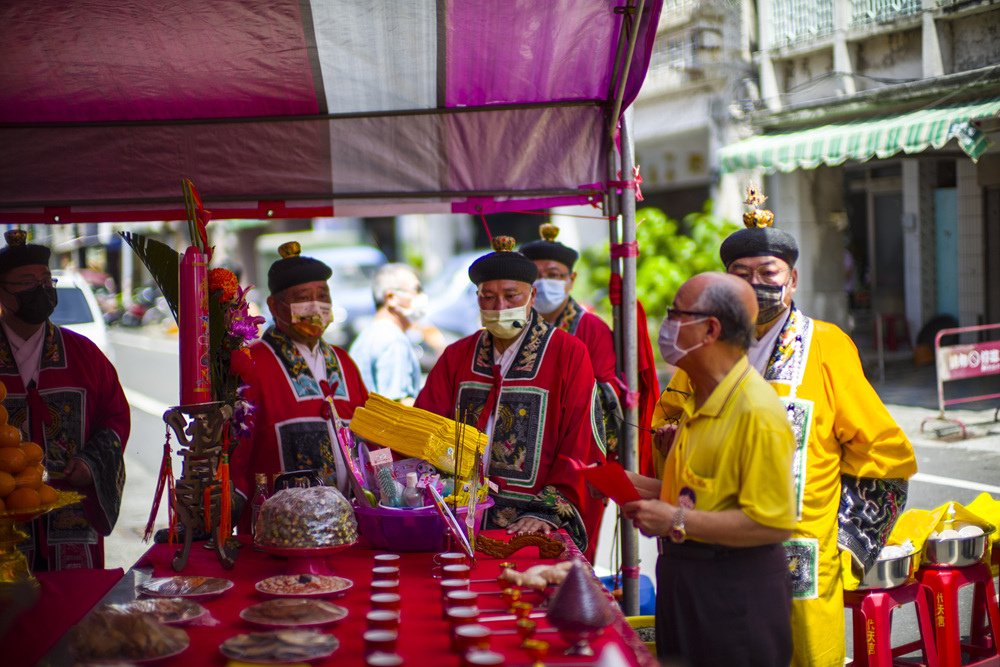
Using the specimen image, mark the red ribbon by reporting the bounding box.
[610,241,639,260]
[475,364,503,433]
[607,165,644,202]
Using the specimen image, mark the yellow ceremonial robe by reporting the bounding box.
[652,309,917,667]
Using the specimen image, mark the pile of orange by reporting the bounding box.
[0,381,58,513]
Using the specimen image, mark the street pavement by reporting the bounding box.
[102,326,1000,659]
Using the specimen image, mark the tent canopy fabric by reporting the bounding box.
[0,0,662,223]
[719,96,1000,174]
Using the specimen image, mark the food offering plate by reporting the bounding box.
[219,629,339,664]
[83,636,191,665]
[138,575,234,599]
[109,598,209,625]
[0,490,84,590]
[256,541,356,575]
[240,598,349,629]
[255,573,354,599]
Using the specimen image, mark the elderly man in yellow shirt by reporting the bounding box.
[624,272,797,667]
[652,189,917,666]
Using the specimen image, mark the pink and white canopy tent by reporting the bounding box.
[0,0,661,223]
[0,0,660,613]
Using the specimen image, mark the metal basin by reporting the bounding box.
[922,531,991,568]
[858,553,914,590]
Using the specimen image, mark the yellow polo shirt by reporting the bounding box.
[660,357,797,532]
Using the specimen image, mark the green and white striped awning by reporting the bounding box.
[720,97,1000,173]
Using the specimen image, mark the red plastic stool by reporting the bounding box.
[845,581,940,666]
[917,563,1000,666]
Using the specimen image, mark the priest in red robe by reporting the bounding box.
[0,230,129,570]
[231,241,368,531]
[415,237,605,552]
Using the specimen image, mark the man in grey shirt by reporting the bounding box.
[350,263,426,404]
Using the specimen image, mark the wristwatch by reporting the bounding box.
[669,506,687,544]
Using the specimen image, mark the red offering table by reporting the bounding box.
[39,531,655,665]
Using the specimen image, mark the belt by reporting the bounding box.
[657,538,761,560]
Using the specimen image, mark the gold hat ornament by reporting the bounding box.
[742,184,775,228]
[491,235,516,252]
[277,241,302,258]
[539,223,560,242]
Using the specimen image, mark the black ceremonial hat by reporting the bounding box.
[468,236,538,286]
[268,241,333,294]
[0,230,51,276]
[518,223,579,270]
[719,186,799,268]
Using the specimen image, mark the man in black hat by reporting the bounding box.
[652,188,916,667]
[230,241,369,530]
[415,237,606,552]
[0,230,130,570]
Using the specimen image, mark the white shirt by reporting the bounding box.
[293,340,328,385]
[2,322,45,387]
[748,310,790,375]
[482,326,530,470]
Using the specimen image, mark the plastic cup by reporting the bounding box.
[365,652,404,666]
[461,650,505,666]
[434,551,468,566]
[371,592,402,613]
[452,623,491,654]
[371,579,400,594]
[443,590,479,619]
[373,565,400,582]
[442,564,471,579]
[367,609,401,631]
[364,629,398,656]
[440,578,470,600]
[374,553,401,565]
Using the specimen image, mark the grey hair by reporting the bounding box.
[372,263,420,307]
[692,281,754,351]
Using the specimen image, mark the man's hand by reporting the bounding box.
[653,423,678,458]
[63,458,94,487]
[506,516,555,536]
[622,499,674,538]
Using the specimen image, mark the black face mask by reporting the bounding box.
[752,283,788,325]
[13,285,58,325]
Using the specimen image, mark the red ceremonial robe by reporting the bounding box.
[635,300,660,478]
[231,326,368,532]
[0,323,129,570]
[415,310,605,552]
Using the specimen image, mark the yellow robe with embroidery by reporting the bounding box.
[652,315,916,667]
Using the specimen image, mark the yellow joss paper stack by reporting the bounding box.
[349,394,487,479]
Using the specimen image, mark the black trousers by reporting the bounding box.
[655,541,792,667]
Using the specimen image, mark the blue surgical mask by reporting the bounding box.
[532,278,568,315]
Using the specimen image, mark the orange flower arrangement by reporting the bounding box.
[208,268,239,303]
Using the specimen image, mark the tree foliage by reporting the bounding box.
[577,201,740,321]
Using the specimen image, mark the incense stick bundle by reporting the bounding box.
[350,394,487,478]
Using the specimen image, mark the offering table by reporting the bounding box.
[30,531,655,666]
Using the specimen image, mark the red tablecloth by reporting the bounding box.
[3,566,124,666]
[129,531,655,666]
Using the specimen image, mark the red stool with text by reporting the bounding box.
[917,563,1000,666]
[844,581,939,667]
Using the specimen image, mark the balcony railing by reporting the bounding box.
[767,0,834,49]
[851,0,922,26]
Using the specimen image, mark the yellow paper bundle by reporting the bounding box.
[350,394,488,478]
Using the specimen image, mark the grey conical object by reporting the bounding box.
[546,560,614,632]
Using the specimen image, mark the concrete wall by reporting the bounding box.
[957,159,986,327]
[855,29,923,84]
[951,12,1000,71]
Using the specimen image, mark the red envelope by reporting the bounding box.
[580,462,642,505]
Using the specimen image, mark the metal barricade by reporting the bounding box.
[920,323,1000,438]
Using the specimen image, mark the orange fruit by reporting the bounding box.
[0,497,5,512]
[0,447,26,474]
[0,471,13,497]
[14,467,42,490]
[21,442,43,465]
[0,405,8,426]
[0,380,7,402]
[6,487,40,511]
[38,484,57,505]
[0,424,21,448]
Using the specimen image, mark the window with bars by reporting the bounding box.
[850,0,921,27]
[767,0,834,49]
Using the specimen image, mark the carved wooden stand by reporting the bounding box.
[163,401,237,571]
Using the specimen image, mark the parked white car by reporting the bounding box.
[50,269,115,364]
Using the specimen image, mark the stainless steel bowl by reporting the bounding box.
[858,553,914,590]
[922,531,991,568]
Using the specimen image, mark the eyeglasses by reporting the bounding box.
[539,272,569,280]
[728,265,789,286]
[2,278,57,291]
[665,307,713,321]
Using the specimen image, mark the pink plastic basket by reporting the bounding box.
[353,496,494,552]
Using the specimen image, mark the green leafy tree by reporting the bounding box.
[577,201,740,322]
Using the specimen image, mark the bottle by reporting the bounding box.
[401,472,423,508]
[250,473,269,543]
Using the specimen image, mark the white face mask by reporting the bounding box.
[288,300,332,338]
[397,292,428,322]
[657,317,707,366]
[532,278,568,315]
[480,305,529,340]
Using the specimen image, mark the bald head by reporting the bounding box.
[678,272,757,351]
